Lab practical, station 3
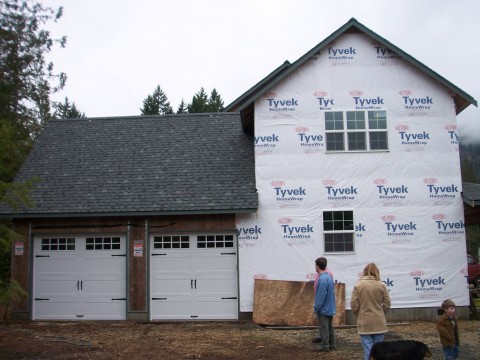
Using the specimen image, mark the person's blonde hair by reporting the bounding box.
[363,263,381,281]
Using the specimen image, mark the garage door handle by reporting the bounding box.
[152,253,166,256]
[190,315,198,318]
[222,297,238,300]
[111,298,126,301]
[81,280,83,291]
[111,254,126,257]
[221,252,236,255]
[34,298,50,301]
[77,280,80,290]
[152,297,167,300]
[35,255,50,257]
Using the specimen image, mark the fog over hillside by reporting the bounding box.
[458,107,480,144]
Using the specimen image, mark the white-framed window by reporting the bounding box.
[197,234,234,249]
[325,110,388,152]
[323,210,354,253]
[41,237,75,251]
[153,235,190,249]
[85,236,121,250]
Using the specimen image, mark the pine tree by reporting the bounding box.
[207,88,224,112]
[53,97,86,118]
[140,85,173,115]
[187,87,209,113]
[461,158,477,183]
[176,98,188,114]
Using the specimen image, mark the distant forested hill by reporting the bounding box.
[460,142,480,182]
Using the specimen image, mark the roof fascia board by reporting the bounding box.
[349,20,478,111]
[224,61,291,112]
[0,208,258,219]
[228,18,477,114]
[226,19,360,113]
[462,196,476,208]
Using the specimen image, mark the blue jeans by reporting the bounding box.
[442,345,459,360]
[360,334,384,360]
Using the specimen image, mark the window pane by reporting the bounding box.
[325,112,344,130]
[323,212,333,221]
[346,111,365,129]
[326,133,344,151]
[347,132,366,150]
[370,132,389,150]
[324,221,333,231]
[368,111,387,129]
[324,210,355,231]
[324,233,354,253]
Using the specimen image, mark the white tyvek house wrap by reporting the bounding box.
[236,33,468,312]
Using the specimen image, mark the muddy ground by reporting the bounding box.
[0,320,479,359]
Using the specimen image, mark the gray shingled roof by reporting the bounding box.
[463,182,480,208]
[0,113,258,217]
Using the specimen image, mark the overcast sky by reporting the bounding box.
[43,0,479,142]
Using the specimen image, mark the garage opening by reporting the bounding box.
[33,235,127,320]
[150,233,238,320]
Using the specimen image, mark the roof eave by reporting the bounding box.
[0,207,259,219]
[462,197,477,208]
[224,60,292,112]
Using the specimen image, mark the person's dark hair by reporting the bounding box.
[315,257,327,270]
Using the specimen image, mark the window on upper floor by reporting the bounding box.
[325,110,388,152]
[323,210,354,253]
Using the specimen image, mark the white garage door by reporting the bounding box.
[150,233,238,320]
[33,235,127,320]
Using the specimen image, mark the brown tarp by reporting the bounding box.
[252,279,345,326]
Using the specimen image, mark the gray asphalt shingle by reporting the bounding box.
[0,113,258,217]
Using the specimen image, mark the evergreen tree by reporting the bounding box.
[53,97,86,118]
[140,85,173,115]
[460,142,480,182]
[0,0,66,317]
[187,87,224,113]
[207,88,224,112]
[461,156,477,183]
[0,0,66,140]
[176,98,188,114]
[187,87,209,113]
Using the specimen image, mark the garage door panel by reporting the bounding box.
[152,254,192,271]
[195,278,237,295]
[194,298,238,319]
[34,298,80,320]
[81,277,125,296]
[151,298,193,320]
[151,278,192,296]
[193,254,236,271]
[35,277,79,296]
[81,297,126,320]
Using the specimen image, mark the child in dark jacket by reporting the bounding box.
[436,299,459,360]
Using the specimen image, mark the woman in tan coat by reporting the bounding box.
[350,263,391,360]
